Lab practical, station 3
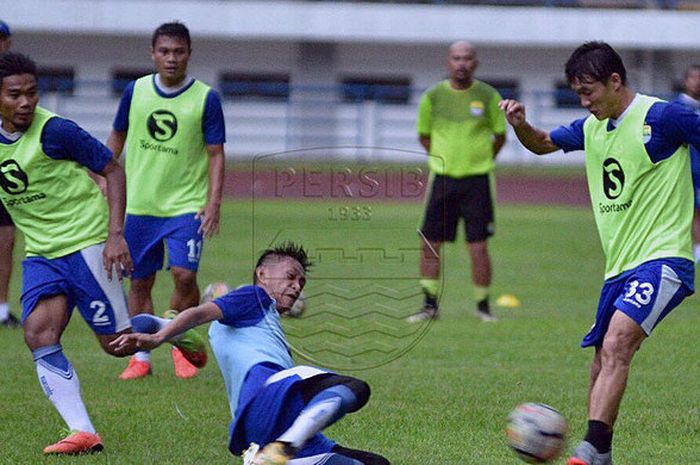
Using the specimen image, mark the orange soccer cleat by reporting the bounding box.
[119,356,152,380]
[172,346,198,379]
[43,431,104,455]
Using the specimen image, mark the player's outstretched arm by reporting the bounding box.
[110,302,223,353]
[101,158,133,281]
[499,99,559,155]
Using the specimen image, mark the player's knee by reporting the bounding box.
[23,321,57,350]
[130,278,154,296]
[100,338,129,357]
[600,334,635,367]
[172,268,197,290]
[365,455,390,465]
[23,328,44,350]
[344,378,371,411]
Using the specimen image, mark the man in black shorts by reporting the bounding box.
[407,41,506,322]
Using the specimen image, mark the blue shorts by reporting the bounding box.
[229,364,335,457]
[21,243,130,335]
[125,213,204,279]
[582,258,694,348]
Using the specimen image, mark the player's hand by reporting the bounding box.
[196,202,221,238]
[110,332,162,353]
[499,99,527,128]
[103,233,133,282]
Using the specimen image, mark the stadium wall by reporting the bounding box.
[4,1,700,164]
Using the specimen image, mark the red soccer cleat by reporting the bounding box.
[43,431,104,455]
[119,356,152,380]
[172,347,198,379]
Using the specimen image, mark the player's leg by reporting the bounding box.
[166,212,204,311]
[0,208,20,327]
[462,174,495,321]
[466,240,493,320]
[22,281,104,455]
[164,213,204,377]
[122,214,165,379]
[408,174,455,322]
[331,445,391,465]
[568,259,694,465]
[170,266,199,310]
[116,311,208,368]
[255,373,374,464]
[588,311,645,423]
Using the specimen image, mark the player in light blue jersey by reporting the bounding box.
[674,64,700,263]
[111,242,390,465]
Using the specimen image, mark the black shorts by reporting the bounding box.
[0,202,13,227]
[420,173,494,243]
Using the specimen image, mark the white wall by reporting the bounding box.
[3,1,700,163]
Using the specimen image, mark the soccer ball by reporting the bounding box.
[284,290,306,318]
[201,282,230,304]
[506,402,568,463]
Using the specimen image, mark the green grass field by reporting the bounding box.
[2,199,700,465]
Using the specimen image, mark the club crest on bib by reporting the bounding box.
[147,110,178,142]
[470,100,485,116]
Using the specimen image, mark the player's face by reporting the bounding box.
[447,44,478,85]
[0,73,39,133]
[685,69,700,100]
[151,35,191,87]
[570,75,620,120]
[257,257,306,312]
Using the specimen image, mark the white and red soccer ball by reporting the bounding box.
[506,402,568,463]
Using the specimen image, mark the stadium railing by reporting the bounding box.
[46,81,676,165]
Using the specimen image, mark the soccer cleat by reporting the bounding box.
[475,308,498,322]
[0,312,21,328]
[119,356,152,380]
[172,347,198,378]
[164,310,208,368]
[242,443,261,465]
[43,431,104,455]
[405,304,438,323]
[567,441,613,465]
[475,299,497,322]
[252,441,295,465]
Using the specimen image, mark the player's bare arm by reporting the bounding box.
[101,158,133,281]
[197,143,225,238]
[110,302,223,352]
[498,99,559,155]
[105,129,127,159]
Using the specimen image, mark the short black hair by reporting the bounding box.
[151,21,191,49]
[0,52,36,87]
[254,241,312,283]
[565,41,626,86]
[685,64,700,80]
